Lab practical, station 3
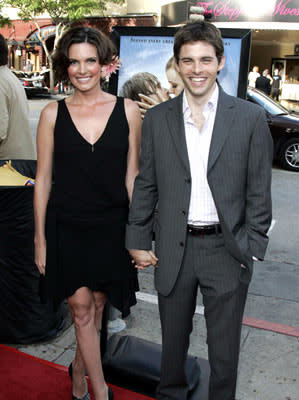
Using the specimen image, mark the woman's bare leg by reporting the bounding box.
[68,287,108,400]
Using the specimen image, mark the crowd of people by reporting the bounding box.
[248,64,282,100]
[1,21,273,400]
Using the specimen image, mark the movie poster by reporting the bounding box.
[117,34,243,98]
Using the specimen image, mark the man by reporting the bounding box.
[271,68,282,101]
[126,21,273,400]
[248,65,260,87]
[24,58,33,72]
[255,69,271,95]
[0,34,36,160]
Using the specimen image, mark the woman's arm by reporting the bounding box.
[124,98,142,202]
[34,102,57,275]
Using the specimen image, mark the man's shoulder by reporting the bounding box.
[0,67,24,92]
[148,95,180,116]
[221,89,263,115]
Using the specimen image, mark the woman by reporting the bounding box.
[165,56,184,97]
[34,26,141,400]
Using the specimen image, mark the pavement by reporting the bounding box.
[7,259,299,400]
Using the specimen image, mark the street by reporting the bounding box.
[28,96,299,400]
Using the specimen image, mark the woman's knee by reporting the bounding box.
[69,300,95,328]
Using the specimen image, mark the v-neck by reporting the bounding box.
[63,98,118,148]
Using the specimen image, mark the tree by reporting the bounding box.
[0,1,11,27]
[2,0,124,92]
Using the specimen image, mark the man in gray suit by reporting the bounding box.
[126,21,273,400]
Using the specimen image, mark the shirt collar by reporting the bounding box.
[183,84,219,119]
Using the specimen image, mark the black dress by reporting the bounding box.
[43,97,138,317]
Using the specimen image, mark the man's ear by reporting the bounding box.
[175,59,181,74]
[217,55,225,73]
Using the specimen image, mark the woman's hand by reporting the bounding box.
[34,237,46,275]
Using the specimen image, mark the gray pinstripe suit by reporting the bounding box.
[126,87,273,400]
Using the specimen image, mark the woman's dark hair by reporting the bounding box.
[173,21,224,65]
[0,34,9,66]
[52,26,117,82]
[120,72,161,101]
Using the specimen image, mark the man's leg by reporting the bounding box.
[195,233,249,400]
[203,282,248,400]
[156,237,198,400]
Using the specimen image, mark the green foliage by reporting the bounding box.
[2,0,125,23]
[0,0,11,27]
[0,15,11,27]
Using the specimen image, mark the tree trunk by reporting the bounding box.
[48,57,55,94]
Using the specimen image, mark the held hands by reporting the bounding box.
[129,249,158,270]
[34,237,46,275]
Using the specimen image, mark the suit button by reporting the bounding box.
[179,241,184,247]
[185,178,191,183]
[182,210,186,215]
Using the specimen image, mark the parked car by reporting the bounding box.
[12,70,49,98]
[247,87,299,172]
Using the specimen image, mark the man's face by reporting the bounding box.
[176,41,225,101]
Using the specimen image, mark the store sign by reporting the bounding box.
[194,0,299,22]
[161,0,299,24]
[26,25,56,43]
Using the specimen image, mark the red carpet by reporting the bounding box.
[0,344,154,400]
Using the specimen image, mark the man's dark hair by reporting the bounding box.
[173,21,224,65]
[0,34,9,66]
[52,26,117,82]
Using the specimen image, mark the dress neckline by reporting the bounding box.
[62,97,119,149]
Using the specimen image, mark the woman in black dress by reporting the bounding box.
[34,27,141,400]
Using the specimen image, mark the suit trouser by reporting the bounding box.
[156,232,249,400]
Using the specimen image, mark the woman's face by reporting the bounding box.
[67,42,101,92]
[166,67,184,97]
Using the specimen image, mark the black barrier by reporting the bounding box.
[0,160,65,344]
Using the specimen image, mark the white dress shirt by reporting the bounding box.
[183,85,219,226]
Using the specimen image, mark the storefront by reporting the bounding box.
[161,1,299,100]
[0,18,53,71]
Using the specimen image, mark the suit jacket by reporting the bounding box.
[255,75,271,95]
[126,87,273,296]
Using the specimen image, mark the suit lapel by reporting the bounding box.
[166,93,190,173]
[208,88,236,173]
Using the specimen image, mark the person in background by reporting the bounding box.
[255,69,271,95]
[271,68,282,101]
[126,21,273,400]
[165,56,185,97]
[24,59,33,72]
[248,65,260,87]
[264,68,273,85]
[120,72,169,119]
[34,26,141,400]
[125,59,185,118]
[0,34,36,160]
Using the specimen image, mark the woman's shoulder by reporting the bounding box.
[123,97,139,114]
[40,100,59,122]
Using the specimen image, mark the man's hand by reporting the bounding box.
[129,249,158,270]
[136,89,170,119]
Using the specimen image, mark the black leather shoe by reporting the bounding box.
[72,393,90,400]
[108,387,113,400]
[68,362,73,381]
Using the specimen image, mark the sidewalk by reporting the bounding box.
[9,263,299,400]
